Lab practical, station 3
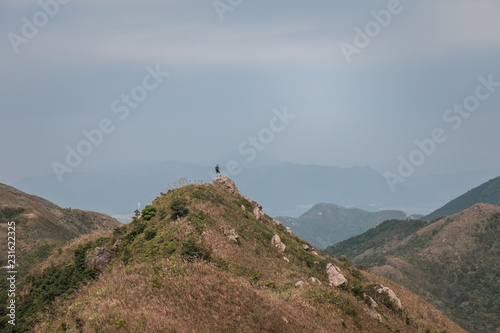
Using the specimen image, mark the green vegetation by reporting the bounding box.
[141,205,157,221]
[170,198,189,219]
[0,207,25,223]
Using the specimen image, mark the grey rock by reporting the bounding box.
[326,263,347,287]
[271,234,286,252]
[86,247,116,276]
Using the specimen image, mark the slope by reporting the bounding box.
[326,204,500,333]
[425,176,500,220]
[3,178,465,333]
[0,182,122,265]
[275,203,409,249]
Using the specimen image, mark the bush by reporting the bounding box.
[170,198,189,219]
[141,205,157,221]
[145,229,157,241]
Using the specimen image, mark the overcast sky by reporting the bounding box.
[1,0,500,184]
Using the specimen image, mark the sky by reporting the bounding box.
[1,0,500,185]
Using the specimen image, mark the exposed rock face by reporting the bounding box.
[272,219,282,226]
[271,234,286,252]
[295,281,305,287]
[253,204,265,222]
[226,229,239,244]
[308,277,322,285]
[376,286,402,310]
[365,309,382,321]
[363,293,378,309]
[212,177,241,197]
[86,247,116,276]
[285,227,292,235]
[326,263,347,287]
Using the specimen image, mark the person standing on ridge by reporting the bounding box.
[215,164,221,177]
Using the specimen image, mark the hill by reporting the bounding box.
[425,176,500,220]
[275,203,409,249]
[0,182,121,267]
[1,178,465,332]
[326,204,500,333]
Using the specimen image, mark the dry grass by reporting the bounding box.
[25,180,465,333]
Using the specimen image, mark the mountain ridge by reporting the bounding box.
[2,178,465,332]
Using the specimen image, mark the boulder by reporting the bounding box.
[363,293,378,309]
[226,229,239,244]
[326,263,347,287]
[308,277,322,285]
[295,281,305,287]
[376,285,402,310]
[271,234,286,252]
[364,309,382,321]
[272,219,282,226]
[212,177,241,197]
[302,244,311,251]
[285,227,292,235]
[86,247,116,276]
[253,204,265,222]
[283,256,290,263]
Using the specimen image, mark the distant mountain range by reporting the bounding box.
[0,182,121,266]
[275,203,410,249]
[12,160,500,220]
[424,176,500,220]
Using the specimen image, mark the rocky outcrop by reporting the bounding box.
[212,177,241,197]
[226,229,239,244]
[253,203,265,222]
[271,234,286,252]
[365,309,382,321]
[326,263,346,287]
[376,286,402,310]
[284,227,292,235]
[86,247,116,276]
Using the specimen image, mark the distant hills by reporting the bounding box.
[325,204,500,333]
[0,182,121,266]
[13,160,500,219]
[425,176,500,220]
[275,203,409,249]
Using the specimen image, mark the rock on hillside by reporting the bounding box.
[11,179,466,333]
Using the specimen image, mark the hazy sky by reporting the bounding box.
[2,0,500,184]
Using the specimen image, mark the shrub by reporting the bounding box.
[170,198,189,219]
[141,205,157,221]
[145,229,157,241]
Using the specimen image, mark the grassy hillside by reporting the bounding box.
[276,203,409,249]
[326,204,500,333]
[425,176,500,220]
[1,178,465,332]
[0,183,121,265]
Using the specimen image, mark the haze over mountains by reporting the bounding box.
[12,160,500,221]
[275,203,410,249]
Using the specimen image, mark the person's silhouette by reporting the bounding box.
[215,164,221,177]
